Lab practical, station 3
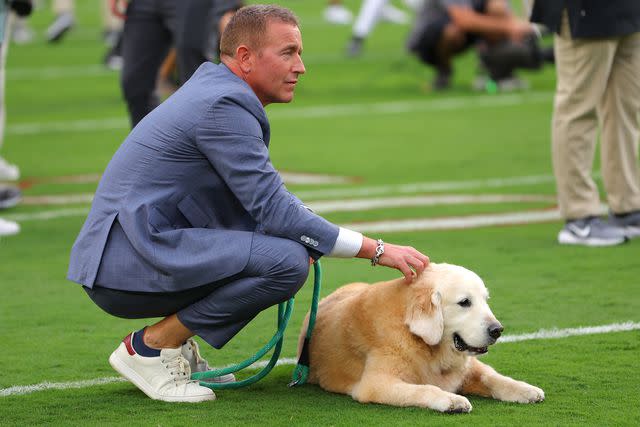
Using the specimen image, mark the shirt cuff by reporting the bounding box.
[327,227,363,258]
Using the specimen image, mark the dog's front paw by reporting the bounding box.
[433,393,472,413]
[511,382,545,404]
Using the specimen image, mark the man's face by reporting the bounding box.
[247,21,306,106]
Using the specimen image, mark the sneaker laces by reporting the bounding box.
[163,354,193,386]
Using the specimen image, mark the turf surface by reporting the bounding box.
[1,1,638,425]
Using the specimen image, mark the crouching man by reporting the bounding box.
[67,4,429,402]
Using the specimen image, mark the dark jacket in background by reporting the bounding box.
[530,0,640,38]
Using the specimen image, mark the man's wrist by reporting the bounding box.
[371,239,384,266]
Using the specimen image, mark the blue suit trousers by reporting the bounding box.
[84,233,310,349]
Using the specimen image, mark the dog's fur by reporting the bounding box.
[298,263,544,413]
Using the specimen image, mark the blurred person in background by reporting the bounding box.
[531,0,640,246]
[346,0,418,57]
[407,0,541,90]
[0,0,31,237]
[324,0,353,25]
[325,0,416,29]
[121,0,241,128]
[46,1,125,70]
[46,0,74,42]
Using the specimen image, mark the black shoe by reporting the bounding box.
[346,37,364,58]
[432,68,452,91]
[0,186,21,210]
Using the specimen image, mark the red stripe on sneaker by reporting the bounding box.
[123,333,136,356]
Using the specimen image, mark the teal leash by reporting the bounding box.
[193,260,322,390]
[289,260,322,387]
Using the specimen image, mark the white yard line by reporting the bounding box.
[297,175,559,200]
[309,194,555,213]
[341,209,564,233]
[340,204,608,233]
[2,321,638,397]
[5,200,567,229]
[5,92,552,136]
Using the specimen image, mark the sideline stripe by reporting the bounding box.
[1,322,637,398]
[6,92,552,136]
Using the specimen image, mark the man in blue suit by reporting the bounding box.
[68,4,429,402]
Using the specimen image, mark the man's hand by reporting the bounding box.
[377,243,430,283]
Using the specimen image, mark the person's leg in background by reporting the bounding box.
[599,31,640,239]
[47,0,75,42]
[120,0,177,127]
[324,0,353,25]
[347,0,412,57]
[0,7,21,237]
[552,11,627,246]
[175,0,211,85]
[102,0,124,70]
[347,0,388,57]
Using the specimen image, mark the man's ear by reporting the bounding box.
[236,45,252,74]
[405,287,443,345]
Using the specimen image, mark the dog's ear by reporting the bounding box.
[405,287,443,345]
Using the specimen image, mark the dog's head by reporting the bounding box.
[405,263,503,355]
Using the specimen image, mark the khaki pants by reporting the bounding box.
[552,11,640,220]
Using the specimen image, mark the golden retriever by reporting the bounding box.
[298,262,544,413]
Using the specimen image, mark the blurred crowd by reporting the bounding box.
[1,0,639,246]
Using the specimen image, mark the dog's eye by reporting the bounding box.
[458,298,471,307]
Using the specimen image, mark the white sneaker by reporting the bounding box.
[381,4,409,24]
[0,217,20,236]
[12,21,35,45]
[109,333,216,402]
[324,5,353,25]
[182,338,235,383]
[558,217,627,247]
[0,157,20,181]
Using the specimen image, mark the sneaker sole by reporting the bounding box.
[621,226,640,239]
[558,230,627,247]
[109,346,216,403]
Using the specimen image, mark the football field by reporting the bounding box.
[1,1,638,425]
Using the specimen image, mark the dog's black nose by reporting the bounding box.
[488,323,504,339]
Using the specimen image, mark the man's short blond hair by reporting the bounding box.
[220,4,300,57]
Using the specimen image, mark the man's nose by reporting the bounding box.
[294,55,306,74]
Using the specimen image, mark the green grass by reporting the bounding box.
[1,0,638,425]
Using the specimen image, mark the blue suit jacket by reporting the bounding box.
[67,62,339,292]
